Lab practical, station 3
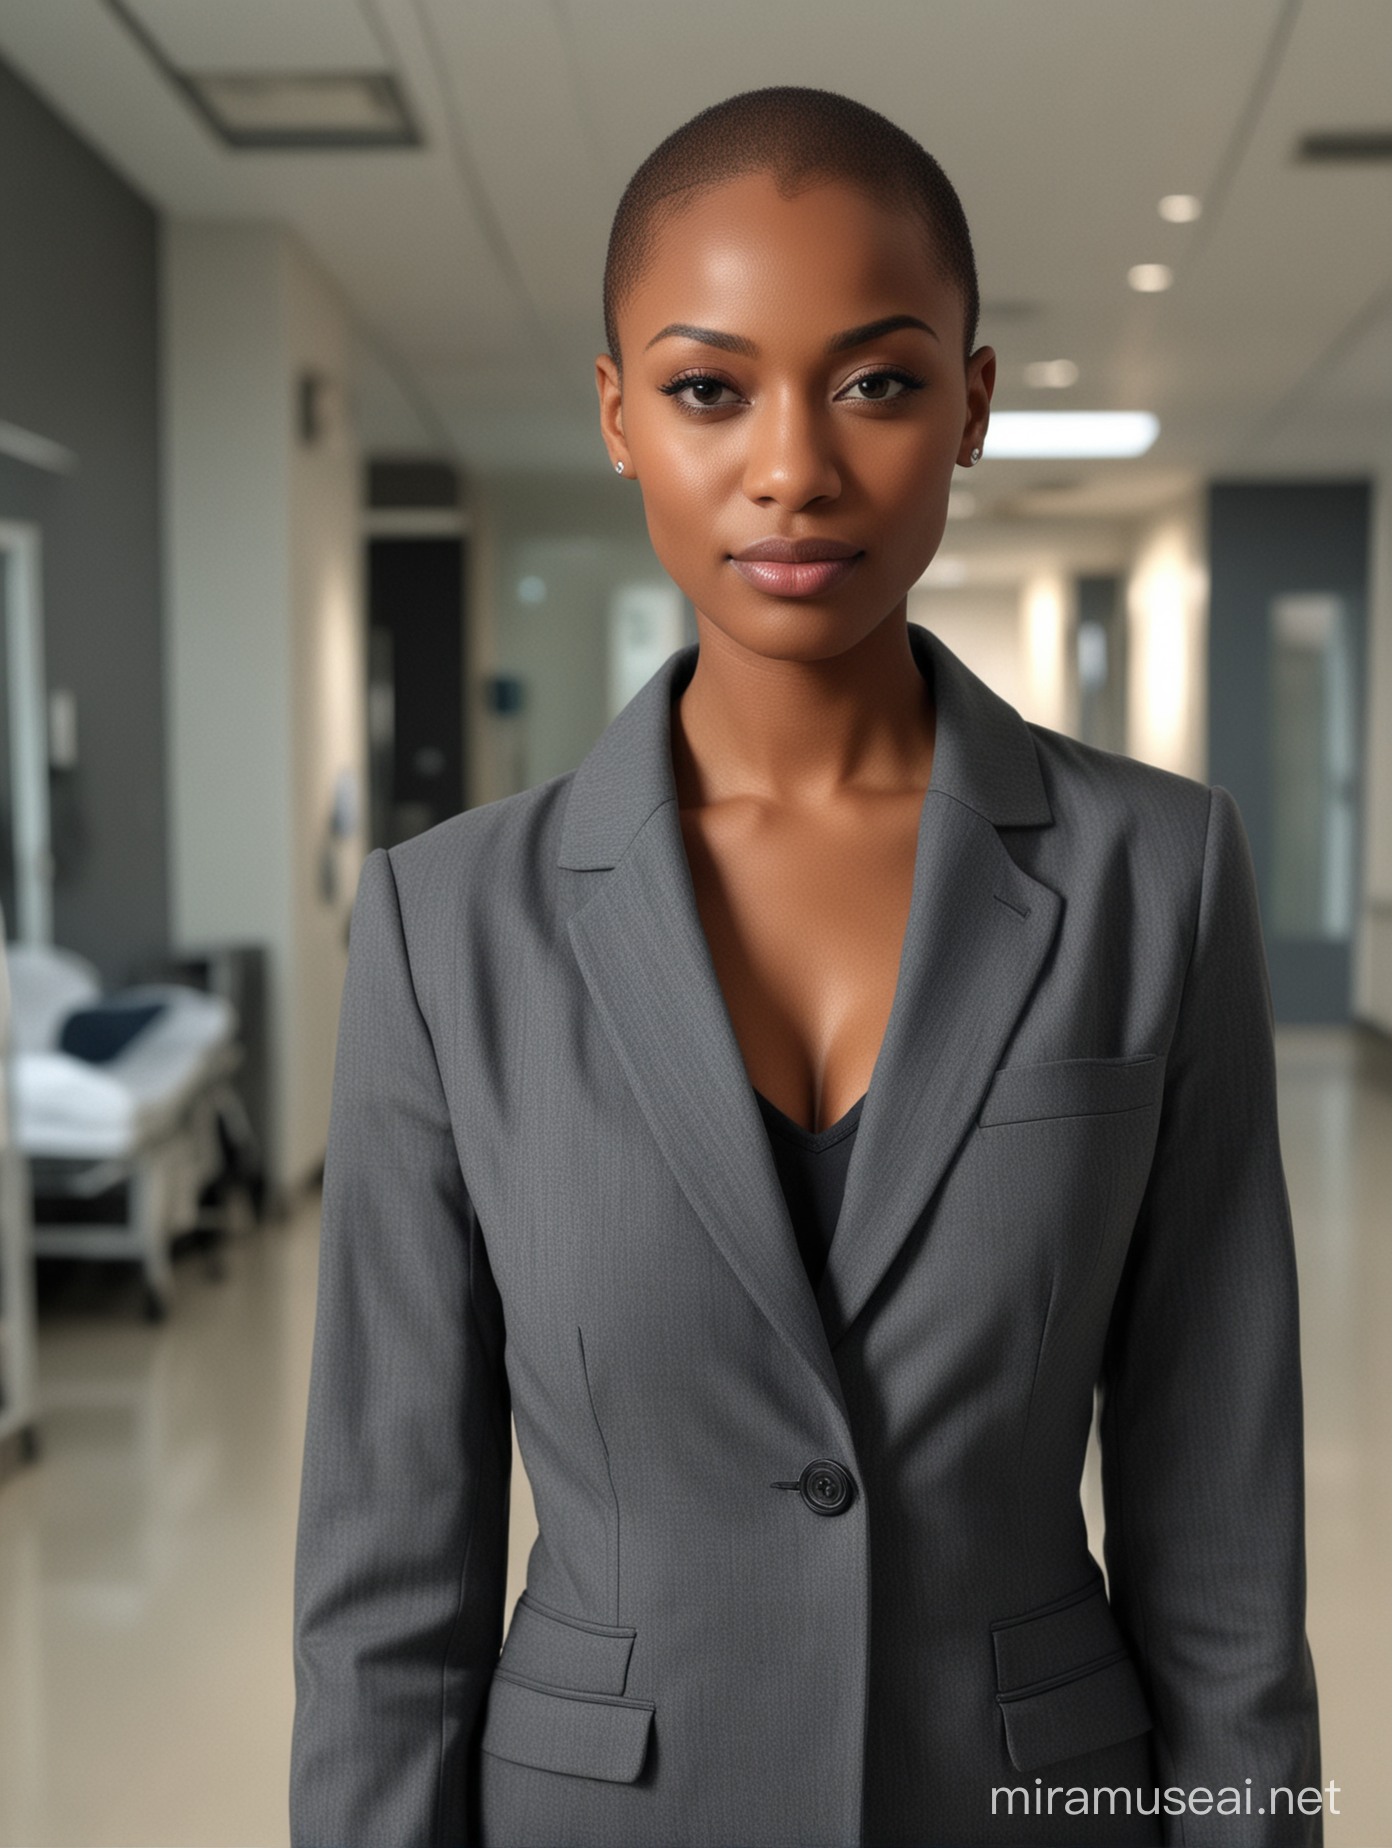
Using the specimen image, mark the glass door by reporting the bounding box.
[1269,595,1358,943]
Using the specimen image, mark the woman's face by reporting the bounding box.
[596,171,994,664]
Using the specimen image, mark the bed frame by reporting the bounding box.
[0,1137,37,1479]
[28,1046,246,1320]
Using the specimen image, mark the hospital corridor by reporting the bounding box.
[3,1,1392,1843]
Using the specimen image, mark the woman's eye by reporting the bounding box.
[840,371,922,403]
[660,374,742,411]
[659,368,923,412]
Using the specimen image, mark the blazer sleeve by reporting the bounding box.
[290,848,512,1848]
[1098,785,1321,1843]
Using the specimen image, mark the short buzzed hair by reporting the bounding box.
[603,86,980,372]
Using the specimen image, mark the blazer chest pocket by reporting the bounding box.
[979,1054,1163,1129]
[481,1592,653,1784]
[991,1574,1152,1773]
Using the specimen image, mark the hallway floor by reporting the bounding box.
[0,1027,1387,1846]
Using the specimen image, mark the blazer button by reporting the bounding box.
[799,1458,854,1516]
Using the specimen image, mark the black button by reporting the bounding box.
[799,1458,854,1516]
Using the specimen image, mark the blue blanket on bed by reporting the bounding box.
[58,999,167,1064]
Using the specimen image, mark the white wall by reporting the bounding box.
[914,508,1210,775]
[1125,497,1209,782]
[908,588,1027,712]
[1018,572,1076,735]
[912,577,1079,735]
[1355,470,1392,1033]
[164,223,365,1194]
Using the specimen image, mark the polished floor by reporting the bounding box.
[0,1027,1387,1847]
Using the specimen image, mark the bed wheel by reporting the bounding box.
[142,1283,168,1323]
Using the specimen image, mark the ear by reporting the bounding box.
[957,345,996,468]
[595,354,635,479]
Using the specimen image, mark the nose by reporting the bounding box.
[740,385,841,510]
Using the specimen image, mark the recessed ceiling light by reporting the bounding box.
[1128,264,1174,294]
[1158,194,1202,223]
[181,70,419,148]
[983,413,1159,459]
[1023,359,1079,390]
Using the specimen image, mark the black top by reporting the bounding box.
[754,1089,866,1289]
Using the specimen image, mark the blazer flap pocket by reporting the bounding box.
[997,1655,1151,1773]
[498,1592,635,1696]
[980,1055,1163,1128]
[481,1674,654,1784]
[992,1575,1151,1773]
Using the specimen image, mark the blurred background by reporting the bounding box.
[0,1,1388,1842]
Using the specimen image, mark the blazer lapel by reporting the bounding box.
[815,793,1061,1346]
[562,650,846,1412]
[817,627,1061,1346]
[560,629,1061,1390]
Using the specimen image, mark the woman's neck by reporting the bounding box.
[671,605,936,810]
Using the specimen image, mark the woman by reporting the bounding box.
[291,88,1320,1847]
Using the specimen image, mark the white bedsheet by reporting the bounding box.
[12,985,238,1160]
[5,944,101,1054]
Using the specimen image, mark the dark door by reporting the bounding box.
[1208,483,1370,1023]
[367,537,466,848]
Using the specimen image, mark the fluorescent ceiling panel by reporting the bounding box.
[184,72,417,147]
[983,413,1160,459]
[118,0,384,70]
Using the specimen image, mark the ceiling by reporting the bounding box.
[0,0,1390,531]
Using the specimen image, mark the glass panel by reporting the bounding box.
[1268,594,1357,940]
[607,584,686,721]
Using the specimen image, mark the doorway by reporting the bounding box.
[367,536,467,849]
[1208,483,1371,1023]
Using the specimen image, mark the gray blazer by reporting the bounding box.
[291,626,1319,1847]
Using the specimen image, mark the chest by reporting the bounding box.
[678,792,925,1129]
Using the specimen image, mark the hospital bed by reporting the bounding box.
[6,945,246,1319]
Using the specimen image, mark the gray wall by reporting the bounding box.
[0,54,167,983]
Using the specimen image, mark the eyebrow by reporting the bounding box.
[643,313,939,356]
[644,322,756,356]
[827,314,940,353]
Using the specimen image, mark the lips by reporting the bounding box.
[729,537,863,599]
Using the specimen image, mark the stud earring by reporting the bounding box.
[969,446,982,464]
[615,461,624,474]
